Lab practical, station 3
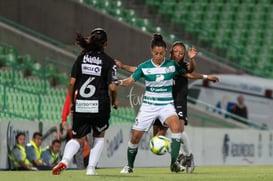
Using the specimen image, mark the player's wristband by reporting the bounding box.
[203,74,208,79]
[119,80,124,86]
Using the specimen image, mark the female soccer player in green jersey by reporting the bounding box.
[119,33,190,173]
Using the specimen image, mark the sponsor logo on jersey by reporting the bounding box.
[150,87,167,92]
[82,64,102,76]
[75,99,99,113]
[143,66,175,75]
[83,55,102,65]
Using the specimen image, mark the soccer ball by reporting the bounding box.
[150,135,170,155]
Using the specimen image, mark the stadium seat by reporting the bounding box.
[219,11,235,22]
[236,11,251,22]
[146,0,162,8]
[258,0,272,3]
[44,63,58,78]
[205,3,222,13]
[159,1,176,16]
[31,62,44,78]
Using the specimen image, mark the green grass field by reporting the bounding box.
[1,166,273,181]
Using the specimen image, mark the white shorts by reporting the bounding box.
[132,103,178,131]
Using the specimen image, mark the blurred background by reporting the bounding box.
[0,0,273,168]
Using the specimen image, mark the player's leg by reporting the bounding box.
[153,119,168,136]
[179,131,195,173]
[121,104,156,173]
[52,137,84,175]
[74,142,85,169]
[86,131,105,175]
[120,129,145,173]
[86,114,110,175]
[53,118,89,175]
[176,103,195,173]
[164,115,184,172]
[159,104,184,172]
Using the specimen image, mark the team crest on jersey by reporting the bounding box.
[165,66,171,73]
[155,74,164,82]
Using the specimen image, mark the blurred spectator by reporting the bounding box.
[10,132,37,170]
[26,132,51,170]
[41,139,62,168]
[230,95,248,120]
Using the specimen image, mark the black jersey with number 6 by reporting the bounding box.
[71,51,117,115]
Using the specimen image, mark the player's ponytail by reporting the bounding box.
[75,28,108,53]
[151,33,166,49]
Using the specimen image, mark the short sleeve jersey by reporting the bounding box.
[71,52,117,114]
[132,58,186,106]
[173,61,189,100]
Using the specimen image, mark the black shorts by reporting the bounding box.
[174,103,188,125]
[71,113,110,138]
[154,100,188,126]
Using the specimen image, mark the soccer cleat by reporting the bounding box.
[120,165,133,174]
[170,162,185,173]
[52,162,67,175]
[177,153,186,167]
[178,153,195,173]
[86,166,97,175]
[185,154,195,173]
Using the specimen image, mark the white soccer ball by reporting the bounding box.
[150,135,170,155]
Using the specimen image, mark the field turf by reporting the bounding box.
[1,166,273,181]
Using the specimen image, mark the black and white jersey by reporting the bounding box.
[71,51,117,114]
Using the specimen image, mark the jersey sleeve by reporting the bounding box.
[111,61,118,84]
[71,55,82,78]
[174,61,187,75]
[106,59,118,84]
[131,63,144,81]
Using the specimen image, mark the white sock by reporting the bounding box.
[87,137,104,168]
[181,131,192,156]
[61,139,80,166]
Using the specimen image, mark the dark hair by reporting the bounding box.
[151,33,166,49]
[51,139,61,145]
[76,28,107,53]
[170,41,186,60]
[15,132,25,141]
[32,132,42,139]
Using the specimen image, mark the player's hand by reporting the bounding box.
[188,46,197,59]
[62,122,67,129]
[208,75,219,83]
[115,59,123,69]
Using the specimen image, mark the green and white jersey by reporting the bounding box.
[132,58,186,106]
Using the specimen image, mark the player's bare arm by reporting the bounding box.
[187,46,197,73]
[109,83,118,109]
[184,72,219,83]
[115,59,136,73]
